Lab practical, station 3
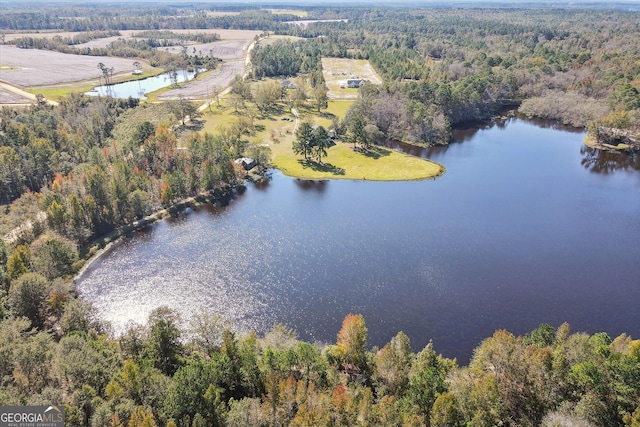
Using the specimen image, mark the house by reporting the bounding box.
[347,78,366,88]
[280,79,295,89]
[235,157,257,171]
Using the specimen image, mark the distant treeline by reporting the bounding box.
[262,7,640,143]
[0,9,297,32]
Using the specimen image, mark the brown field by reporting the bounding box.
[321,57,383,100]
[0,29,260,101]
[157,39,250,60]
[0,86,33,104]
[158,59,245,100]
[3,31,82,42]
[0,45,140,87]
[159,34,259,101]
[264,9,308,17]
[205,11,241,17]
[74,36,123,49]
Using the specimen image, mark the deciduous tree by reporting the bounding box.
[335,313,368,369]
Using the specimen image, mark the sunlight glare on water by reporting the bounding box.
[76,118,640,363]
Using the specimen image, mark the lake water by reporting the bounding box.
[76,118,640,363]
[85,69,197,99]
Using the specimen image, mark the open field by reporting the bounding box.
[205,11,241,17]
[265,9,308,17]
[0,45,140,87]
[2,31,81,42]
[273,142,444,181]
[157,39,250,60]
[0,29,260,102]
[0,86,33,104]
[157,59,245,101]
[321,57,383,100]
[260,35,305,46]
[199,98,443,181]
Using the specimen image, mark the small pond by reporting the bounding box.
[85,69,199,99]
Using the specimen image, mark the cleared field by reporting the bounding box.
[157,39,249,60]
[0,86,33,104]
[74,36,123,49]
[158,59,245,100]
[58,29,261,56]
[0,29,259,100]
[260,35,305,46]
[0,46,139,87]
[205,11,241,17]
[200,98,443,181]
[321,57,383,100]
[3,31,81,42]
[154,29,260,40]
[265,9,309,17]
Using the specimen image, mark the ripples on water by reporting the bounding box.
[76,119,640,363]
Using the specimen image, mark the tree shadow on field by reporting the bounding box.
[318,111,336,119]
[358,146,392,159]
[184,119,204,132]
[297,159,345,175]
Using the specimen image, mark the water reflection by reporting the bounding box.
[253,178,271,191]
[76,118,640,363]
[294,179,329,192]
[85,69,199,99]
[580,146,640,175]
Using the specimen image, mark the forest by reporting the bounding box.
[1,3,640,426]
[254,8,640,145]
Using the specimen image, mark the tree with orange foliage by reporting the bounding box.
[335,313,368,369]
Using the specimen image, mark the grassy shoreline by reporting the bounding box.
[201,98,446,181]
[273,143,445,181]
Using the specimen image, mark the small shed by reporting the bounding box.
[235,157,257,171]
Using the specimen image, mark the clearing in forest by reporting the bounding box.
[200,96,443,181]
[321,58,383,100]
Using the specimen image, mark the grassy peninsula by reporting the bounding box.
[201,98,445,181]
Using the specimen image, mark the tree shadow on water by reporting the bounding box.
[297,159,345,175]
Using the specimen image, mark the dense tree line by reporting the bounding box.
[2,281,640,427]
[271,7,640,143]
[0,95,253,241]
[0,8,295,32]
[251,40,323,79]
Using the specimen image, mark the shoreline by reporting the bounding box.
[73,186,237,284]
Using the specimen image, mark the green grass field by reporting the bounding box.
[199,96,444,181]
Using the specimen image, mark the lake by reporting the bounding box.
[75,118,640,363]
